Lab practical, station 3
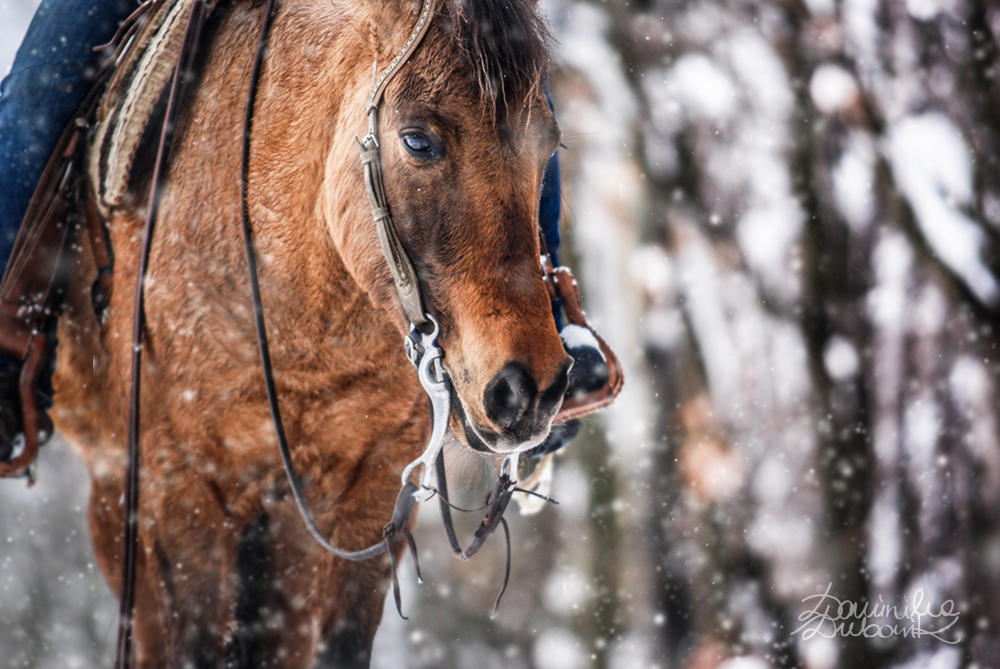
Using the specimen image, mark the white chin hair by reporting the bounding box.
[441,435,500,506]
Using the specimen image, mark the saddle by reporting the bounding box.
[0,1,622,479]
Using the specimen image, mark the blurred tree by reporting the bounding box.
[534,0,1000,667]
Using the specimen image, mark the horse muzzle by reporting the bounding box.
[453,357,572,453]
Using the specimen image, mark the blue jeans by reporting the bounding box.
[0,0,133,265]
[540,91,562,328]
[540,93,562,268]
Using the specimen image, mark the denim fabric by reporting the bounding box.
[540,89,563,328]
[0,0,131,407]
[539,90,561,269]
[540,150,561,264]
[0,0,133,267]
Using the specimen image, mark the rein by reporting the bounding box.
[115,1,207,666]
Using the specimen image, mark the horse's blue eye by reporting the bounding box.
[401,131,438,159]
[403,133,430,152]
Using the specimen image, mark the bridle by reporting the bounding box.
[113,1,542,667]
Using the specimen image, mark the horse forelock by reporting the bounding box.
[438,0,551,122]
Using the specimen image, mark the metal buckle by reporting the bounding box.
[361,129,379,150]
[401,314,450,499]
[500,451,519,481]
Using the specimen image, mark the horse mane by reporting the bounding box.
[441,0,551,120]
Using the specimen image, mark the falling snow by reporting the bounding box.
[3,0,1000,667]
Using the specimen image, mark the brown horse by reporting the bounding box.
[50,0,572,666]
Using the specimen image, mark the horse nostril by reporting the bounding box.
[483,363,538,430]
[539,357,572,416]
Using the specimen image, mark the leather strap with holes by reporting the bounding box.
[0,73,110,478]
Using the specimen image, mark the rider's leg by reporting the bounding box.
[539,106,563,329]
[539,93,609,401]
[0,0,132,256]
[0,0,133,457]
[532,92,609,456]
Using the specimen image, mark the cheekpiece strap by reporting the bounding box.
[358,0,436,330]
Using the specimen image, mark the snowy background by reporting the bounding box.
[4,0,1000,667]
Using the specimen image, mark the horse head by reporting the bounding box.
[322,1,572,454]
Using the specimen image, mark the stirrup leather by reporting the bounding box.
[0,99,88,478]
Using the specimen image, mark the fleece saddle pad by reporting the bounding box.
[88,0,202,214]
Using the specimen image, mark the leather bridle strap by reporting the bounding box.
[365,0,435,117]
[358,0,435,330]
[432,450,525,615]
[358,141,426,328]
